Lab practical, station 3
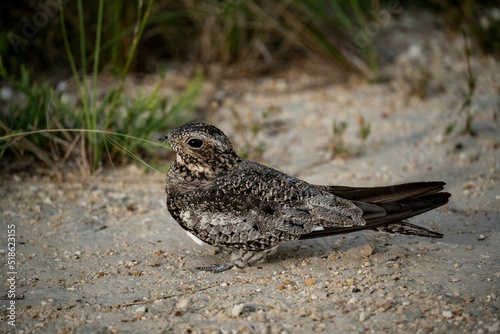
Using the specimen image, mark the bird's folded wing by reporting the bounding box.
[215,164,366,229]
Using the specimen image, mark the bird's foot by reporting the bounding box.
[196,262,234,273]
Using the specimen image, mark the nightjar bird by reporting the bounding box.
[160,122,450,272]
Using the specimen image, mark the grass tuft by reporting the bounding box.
[0,0,203,176]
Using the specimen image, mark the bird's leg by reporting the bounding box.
[196,247,278,273]
[231,248,278,268]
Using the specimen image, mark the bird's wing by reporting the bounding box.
[167,181,285,246]
[215,162,366,231]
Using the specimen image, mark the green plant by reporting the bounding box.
[0,0,203,176]
[235,108,274,161]
[183,0,378,73]
[356,114,371,143]
[420,1,500,56]
[1,1,381,79]
[56,0,154,170]
[0,63,202,176]
[330,120,350,158]
[328,115,371,159]
[444,122,456,136]
[0,65,71,169]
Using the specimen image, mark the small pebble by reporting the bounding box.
[176,298,189,310]
[134,306,146,314]
[314,323,327,332]
[231,303,245,318]
[442,310,453,318]
[360,244,375,256]
[486,322,499,333]
[306,278,316,286]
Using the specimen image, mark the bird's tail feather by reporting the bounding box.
[318,181,446,202]
[300,182,450,240]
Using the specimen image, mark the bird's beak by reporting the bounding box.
[159,134,170,144]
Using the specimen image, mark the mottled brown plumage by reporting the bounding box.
[161,122,450,272]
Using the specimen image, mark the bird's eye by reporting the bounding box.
[187,138,204,148]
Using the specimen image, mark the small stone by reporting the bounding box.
[442,310,453,318]
[486,322,499,333]
[314,323,327,332]
[359,244,374,256]
[375,298,390,310]
[478,234,485,241]
[231,303,245,318]
[305,278,316,286]
[344,278,354,285]
[176,298,189,310]
[359,312,366,322]
[134,306,146,314]
[257,310,266,322]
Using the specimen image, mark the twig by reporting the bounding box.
[119,284,216,307]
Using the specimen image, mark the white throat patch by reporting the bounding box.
[176,154,211,174]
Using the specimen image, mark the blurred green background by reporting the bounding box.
[0,0,498,175]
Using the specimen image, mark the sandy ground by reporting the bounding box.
[1,12,500,334]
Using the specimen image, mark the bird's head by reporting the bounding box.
[160,122,238,176]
